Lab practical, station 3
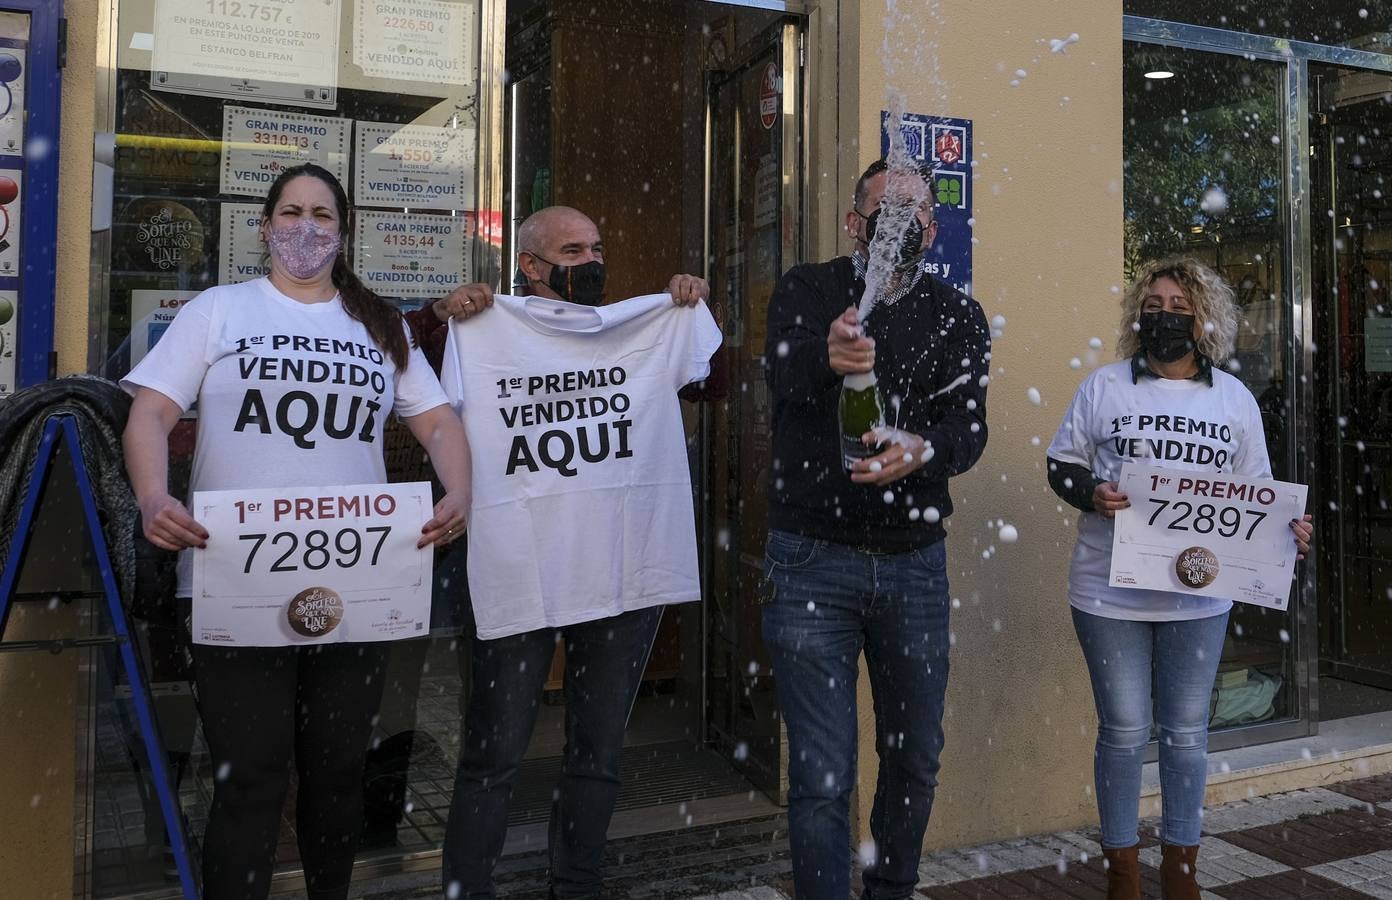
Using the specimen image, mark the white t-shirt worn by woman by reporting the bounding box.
[1047,359,1271,622]
[122,277,449,595]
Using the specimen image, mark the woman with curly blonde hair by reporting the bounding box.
[1044,257,1312,900]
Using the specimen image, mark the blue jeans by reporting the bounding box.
[442,607,662,899]
[761,530,951,900]
[1071,607,1229,848]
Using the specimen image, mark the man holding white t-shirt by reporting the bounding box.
[433,206,722,899]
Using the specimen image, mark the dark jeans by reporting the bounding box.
[192,641,388,900]
[442,607,663,899]
[761,530,951,900]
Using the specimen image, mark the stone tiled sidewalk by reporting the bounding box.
[363,774,1392,899]
[902,775,1392,899]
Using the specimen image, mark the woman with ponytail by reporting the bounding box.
[121,163,471,899]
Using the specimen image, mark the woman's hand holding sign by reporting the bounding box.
[1291,513,1313,560]
[1092,480,1130,519]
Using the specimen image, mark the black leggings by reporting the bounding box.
[192,642,388,900]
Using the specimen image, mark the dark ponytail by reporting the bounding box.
[262,163,411,370]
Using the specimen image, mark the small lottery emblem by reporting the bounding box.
[1175,547,1220,589]
[287,587,344,637]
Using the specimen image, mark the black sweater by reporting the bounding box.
[763,257,990,552]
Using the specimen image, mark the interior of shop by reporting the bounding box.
[1124,36,1392,732]
[1310,61,1392,721]
[1123,42,1302,731]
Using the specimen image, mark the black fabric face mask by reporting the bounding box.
[531,255,607,306]
[1137,310,1197,363]
[859,208,925,269]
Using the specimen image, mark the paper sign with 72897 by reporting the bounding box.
[1108,462,1307,611]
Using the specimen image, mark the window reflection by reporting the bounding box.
[1124,41,1296,729]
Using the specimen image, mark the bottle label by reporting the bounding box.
[842,432,883,469]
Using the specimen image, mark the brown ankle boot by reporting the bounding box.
[1102,845,1141,900]
[1160,843,1201,899]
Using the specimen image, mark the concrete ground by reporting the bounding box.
[341,772,1392,899]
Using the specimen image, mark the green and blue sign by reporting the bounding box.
[881,111,973,296]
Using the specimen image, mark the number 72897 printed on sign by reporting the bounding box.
[1108,462,1308,611]
[191,482,434,647]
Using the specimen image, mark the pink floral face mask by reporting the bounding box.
[268,219,342,279]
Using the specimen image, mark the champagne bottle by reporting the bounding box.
[839,371,886,470]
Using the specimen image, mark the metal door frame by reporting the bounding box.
[698,15,805,766]
[1124,15,1392,750]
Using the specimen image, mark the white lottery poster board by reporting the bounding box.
[0,288,15,396]
[354,121,474,209]
[0,42,25,156]
[220,106,350,198]
[353,0,475,85]
[1109,462,1307,611]
[353,210,468,299]
[151,0,341,108]
[0,166,19,279]
[219,202,268,284]
[192,482,434,646]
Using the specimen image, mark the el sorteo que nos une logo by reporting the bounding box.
[286,586,344,637]
[1174,546,1220,589]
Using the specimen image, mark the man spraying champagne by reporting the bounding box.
[761,158,992,900]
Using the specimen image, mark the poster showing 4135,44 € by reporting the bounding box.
[353,210,469,300]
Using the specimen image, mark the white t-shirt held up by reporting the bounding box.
[441,292,722,640]
[1047,360,1271,621]
[122,277,449,595]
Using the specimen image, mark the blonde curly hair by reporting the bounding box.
[1118,257,1240,364]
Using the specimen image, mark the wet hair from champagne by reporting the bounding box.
[852,158,935,222]
[1118,257,1240,365]
[261,163,411,369]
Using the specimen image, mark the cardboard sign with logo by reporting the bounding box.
[352,0,476,86]
[129,289,199,370]
[354,210,469,299]
[1109,462,1308,611]
[113,197,215,278]
[354,120,475,209]
[0,288,14,396]
[151,0,341,108]
[191,482,434,646]
[219,202,267,284]
[220,105,351,199]
[759,62,778,130]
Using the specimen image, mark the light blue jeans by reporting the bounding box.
[1071,607,1229,848]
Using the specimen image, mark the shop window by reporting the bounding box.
[102,1,487,379]
[91,4,484,895]
[1123,41,1298,729]
[1127,0,1392,52]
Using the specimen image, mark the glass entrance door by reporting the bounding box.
[703,19,801,801]
[1122,40,1304,739]
[1311,62,1392,715]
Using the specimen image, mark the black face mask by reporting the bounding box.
[530,255,607,306]
[1138,310,1197,363]
[859,208,925,269]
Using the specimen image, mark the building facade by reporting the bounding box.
[0,0,1388,896]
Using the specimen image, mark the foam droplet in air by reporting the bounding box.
[999,524,1019,543]
[1027,387,1042,405]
